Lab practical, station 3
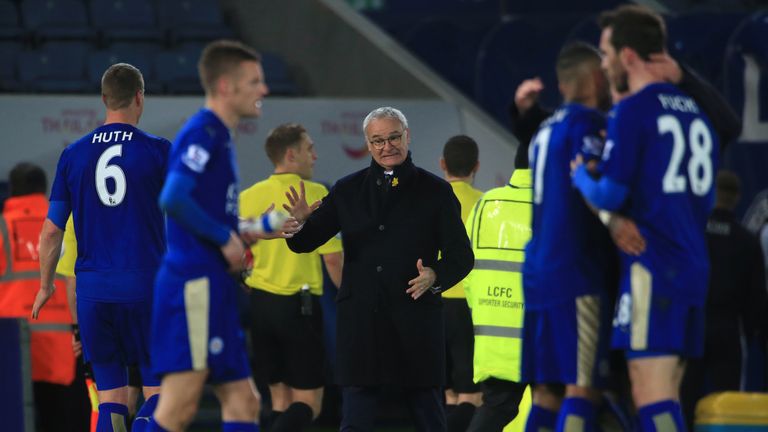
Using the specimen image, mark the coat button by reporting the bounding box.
[376,179,382,186]
[376,265,383,272]
[378,224,385,231]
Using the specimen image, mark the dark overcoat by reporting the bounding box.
[287,155,473,387]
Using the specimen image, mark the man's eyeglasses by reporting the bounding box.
[368,132,404,149]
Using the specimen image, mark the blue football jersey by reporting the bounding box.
[163,109,239,270]
[601,83,718,302]
[50,123,170,302]
[523,103,614,308]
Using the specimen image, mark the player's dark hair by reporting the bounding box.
[198,39,261,95]
[9,162,46,196]
[443,135,479,177]
[265,123,307,166]
[715,170,740,210]
[101,63,144,110]
[556,42,602,83]
[598,5,666,60]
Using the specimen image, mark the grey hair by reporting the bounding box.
[362,106,409,133]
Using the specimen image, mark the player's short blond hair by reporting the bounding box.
[101,63,144,110]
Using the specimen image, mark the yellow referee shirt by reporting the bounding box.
[239,173,342,296]
[56,215,76,277]
[442,180,483,299]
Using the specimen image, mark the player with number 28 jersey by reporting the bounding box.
[576,82,718,355]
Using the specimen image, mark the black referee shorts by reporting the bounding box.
[444,298,480,393]
[249,288,326,390]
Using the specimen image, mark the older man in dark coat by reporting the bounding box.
[285,106,474,431]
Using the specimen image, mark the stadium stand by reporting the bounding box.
[21,0,95,43]
[157,0,235,43]
[0,40,22,91]
[89,0,164,43]
[18,42,90,93]
[0,0,24,40]
[261,51,299,95]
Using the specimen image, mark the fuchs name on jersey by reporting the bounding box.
[92,130,134,143]
[657,94,700,114]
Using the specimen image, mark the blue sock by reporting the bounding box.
[638,400,685,432]
[146,417,170,432]
[97,403,129,432]
[222,422,259,432]
[556,397,597,432]
[131,394,159,432]
[526,404,559,432]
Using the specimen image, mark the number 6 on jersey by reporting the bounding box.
[96,144,126,206]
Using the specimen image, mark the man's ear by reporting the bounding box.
[439,157,447,173]
[619,46,638,68]
[216,75,231,96]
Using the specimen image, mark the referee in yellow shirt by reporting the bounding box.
[439,135,484,432]
[239,123,343,432]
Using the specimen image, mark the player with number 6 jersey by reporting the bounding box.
[35,63,169,431]
[49,123,169,302]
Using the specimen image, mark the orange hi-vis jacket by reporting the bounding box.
[0,194,75,385]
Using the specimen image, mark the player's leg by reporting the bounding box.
[520,306,561,432]
[209,270,261,431]
[148,266,218,431]
[122,299,161,432]
[444,298,482,432]
[613,263,704,431]
[555,294,610,432]
[214,377,261,430]
[149,370,208,431]
[77,298,132,431]
[525,384,561,432]
[271,292,326,432]
[131,385,160,432]
[628,355,686,431]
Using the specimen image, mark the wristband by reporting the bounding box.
[598,210,612,227]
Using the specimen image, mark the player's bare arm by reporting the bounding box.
[32,218,65,319]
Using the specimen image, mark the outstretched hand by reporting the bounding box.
[31,284,56,319]
[406,259,437,300]
[283,181,321,224]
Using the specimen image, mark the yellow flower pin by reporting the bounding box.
[391,177,399,187]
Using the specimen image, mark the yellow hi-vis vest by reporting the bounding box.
[464,169,532,383]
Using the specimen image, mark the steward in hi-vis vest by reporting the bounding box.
[0,166,74,386]
[463,168,532,432]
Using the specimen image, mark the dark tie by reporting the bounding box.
[383,173,393,187]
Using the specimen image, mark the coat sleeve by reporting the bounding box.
[678,63,742,148]
[431,184,474,293]
[286,185,341,253]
